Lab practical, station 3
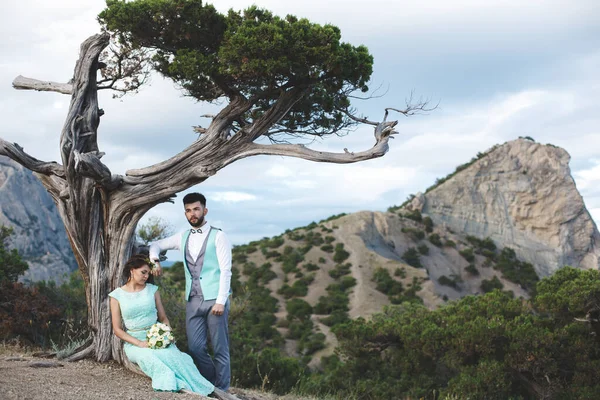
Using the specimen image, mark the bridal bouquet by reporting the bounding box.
[146,322,174,349]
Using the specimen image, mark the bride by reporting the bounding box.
[109,255,217,396]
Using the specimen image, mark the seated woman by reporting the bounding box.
[109,255,214,395]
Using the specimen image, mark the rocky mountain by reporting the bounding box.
[0,156,77,283]
[407,138,600,277]
[228,138,600,364]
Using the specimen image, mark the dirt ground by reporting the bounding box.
[0,346,318,400]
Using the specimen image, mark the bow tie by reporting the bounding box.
[190,228,203,234]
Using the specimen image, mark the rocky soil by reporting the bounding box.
[0,346,313,400]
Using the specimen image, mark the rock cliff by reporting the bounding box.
[0,156,77,283]
[406,139,600,277]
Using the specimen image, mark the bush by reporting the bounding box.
[418,244,429,255]
[304,262,319,271]
[404,209,423,222]
[320,310,349,327]
[402,247,423,268]
[0,226,29,284]
[286,298,313,321]
[333,243,350,263]
[329,263,352,279]
[444,239,457,248]
[266,236,285,248]
[372,268,403,296]
[459,247,475,262]
[423,216,434,233]
[429,233,443,247]
[280,246,305,274]
[438,274,461,289]
[494,247,539,291]
[481,276,504,293]
[394,267,406,278]
[401,227,426,241]
[314,284,350,315]
[320,244,334,253]
[465,263,479,276]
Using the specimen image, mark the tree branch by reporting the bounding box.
[0,138,65,177]
[12,75,73,95]
[246,86,309,141]
[73,150,123,190]
[222,120,398,166]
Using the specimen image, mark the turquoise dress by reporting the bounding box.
[109,283,214,394]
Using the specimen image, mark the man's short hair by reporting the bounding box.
[183,192,206,207]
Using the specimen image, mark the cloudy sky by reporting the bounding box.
[1,0,599,248]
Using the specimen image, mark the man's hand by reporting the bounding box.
[151,261,162,277]
[211,303,225,316]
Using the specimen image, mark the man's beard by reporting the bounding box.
[188,215,205,228]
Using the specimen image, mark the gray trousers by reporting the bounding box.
[186,296,231,391]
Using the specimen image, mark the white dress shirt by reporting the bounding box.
[148,220,232,305]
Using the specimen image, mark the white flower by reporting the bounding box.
[146,323,175,349]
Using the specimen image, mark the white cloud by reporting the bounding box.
[210,191,258,203]
[0,0,599,246]
[573,160,600,191]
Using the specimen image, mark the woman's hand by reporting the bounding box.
[137,340,149,348]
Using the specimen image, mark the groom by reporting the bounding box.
[149,192,232,391]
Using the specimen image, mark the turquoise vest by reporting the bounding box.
[181,228,221,301]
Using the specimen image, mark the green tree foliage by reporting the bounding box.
[99,0,374,139]
[136,216,173,245]
[300,268,600,399]
[494,248,539,291]
[0,226,29,284]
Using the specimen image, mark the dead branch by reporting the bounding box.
[12,75,73,95]
[0,138,65,177]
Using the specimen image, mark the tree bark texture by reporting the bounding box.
[1,33,398,368]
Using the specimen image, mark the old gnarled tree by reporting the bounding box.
[1,0,432,367]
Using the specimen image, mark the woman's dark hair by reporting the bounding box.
[123,254,155,284]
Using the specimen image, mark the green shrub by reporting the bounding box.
[372,268,403,296]
[394,267,407,278]
[444,239,457,248]
[329,263,352,279]
[423,216,434,233]
[286,298,313,321]
[402,247,423,268]
[401,227,426,241]
[418,244,429,255]
[428,233,443,247]
[459,247,475,262]
[333,243,350,263]
[494,248,539,291]
[438,274,461,289]
[304,262,319,271]
[320,244,334,253]
[481,276,504,293]
[465,263,479,276]
[266,236,285,248]
[404,209,423,222]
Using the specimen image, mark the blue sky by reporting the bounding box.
[1,0,599,248]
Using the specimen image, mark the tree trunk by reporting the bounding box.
[3,32,400,374]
